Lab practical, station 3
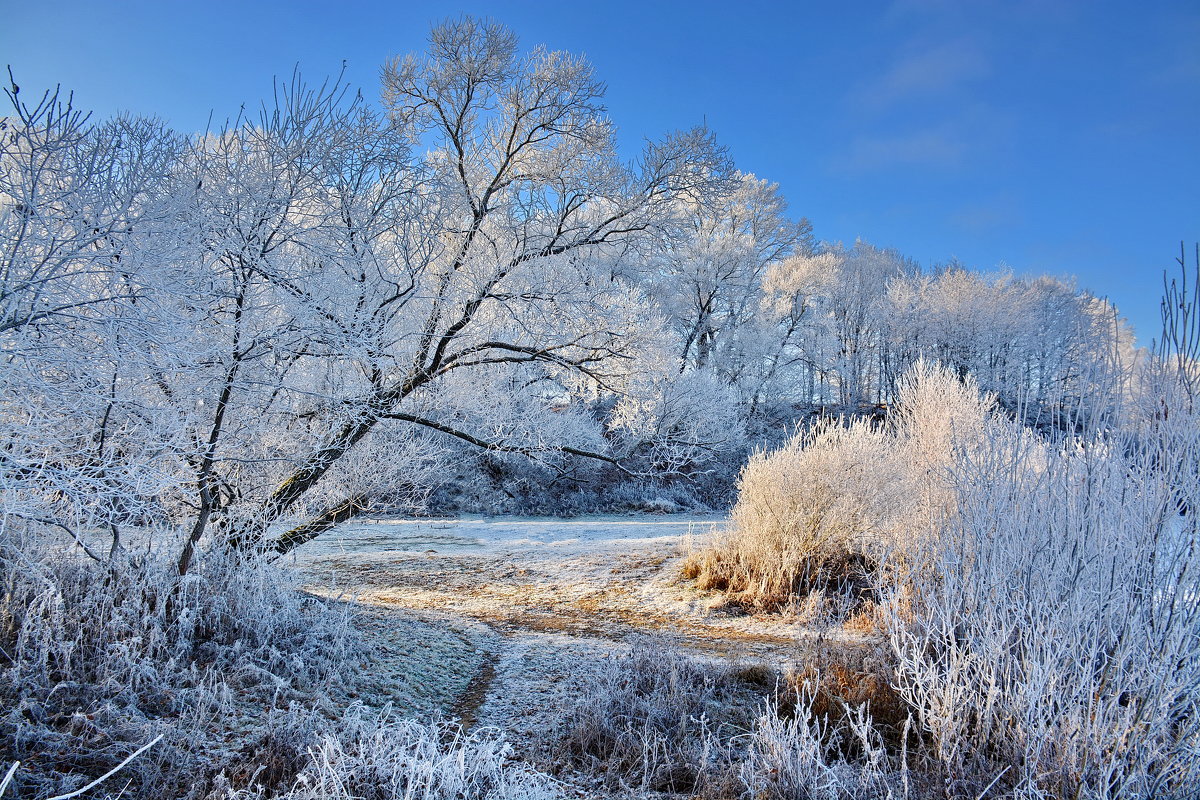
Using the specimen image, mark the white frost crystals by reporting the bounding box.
[0,18,734,567]
[225,709,563,800]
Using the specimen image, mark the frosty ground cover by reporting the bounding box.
[291,516,837,757]
[294,515,831,654]
[296,515,725,558]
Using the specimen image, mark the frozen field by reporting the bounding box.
[293,513,831,766]
[293,513,849,653]
[295,514,727,559]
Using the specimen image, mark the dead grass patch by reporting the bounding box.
[548,637,755,795]
[782,637,910,753]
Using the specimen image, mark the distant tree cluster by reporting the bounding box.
[646,232,1133,418]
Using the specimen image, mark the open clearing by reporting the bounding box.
[291,515,843,758]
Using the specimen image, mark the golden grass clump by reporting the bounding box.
[684,362,993,616]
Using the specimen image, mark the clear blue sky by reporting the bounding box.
[3,0,1197,345]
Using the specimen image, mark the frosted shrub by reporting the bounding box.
[883,409,1200,797]
[687,361,992,612]
[740,692,893,800]
[551,638,912,798]
[684,418,895,611]
[551,639,749,794]
[699,355,1200,795]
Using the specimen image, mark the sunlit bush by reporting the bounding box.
[685,361,990,612]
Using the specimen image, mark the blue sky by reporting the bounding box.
[3,0,1197,344]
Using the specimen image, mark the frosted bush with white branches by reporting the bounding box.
[0,523,360,798]
[878,353,1200,797]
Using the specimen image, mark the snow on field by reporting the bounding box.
[296,514,726,558]
[293,514,816,650]
[292,514,846,755]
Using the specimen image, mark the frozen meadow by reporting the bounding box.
[295,514,815,664]
[300,515,725,559]
[3,14,1200,800]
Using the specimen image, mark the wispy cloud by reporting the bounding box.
[950,195,1021,234]
[832,126,968,173]
[830,7,1009,178]
[829,101,1013,176]
[855,39,990,111]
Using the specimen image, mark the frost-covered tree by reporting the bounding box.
[762,240,916,408]
[634,173,810,373]
[1,20,736,563]
[250,19,731,552]
[756,250,839,408]
[0,77,187,557]
[885,267,1135,426]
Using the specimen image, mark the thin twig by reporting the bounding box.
[0,762,18,797]
[44,734,163,800]
[975,765,1010,799]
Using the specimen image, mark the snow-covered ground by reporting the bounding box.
[293,513,857,765]
[292,514,813,649]
[295,514,727,559]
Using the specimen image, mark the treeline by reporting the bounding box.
[1,18,1134,558]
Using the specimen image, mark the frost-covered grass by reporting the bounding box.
[739,694,894,800]
[222,708,562,800]
[549,638,748,795]
[1,519,564,800]
[0,529,359,799]
[297,514,725,560]
[548,637,910,800]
